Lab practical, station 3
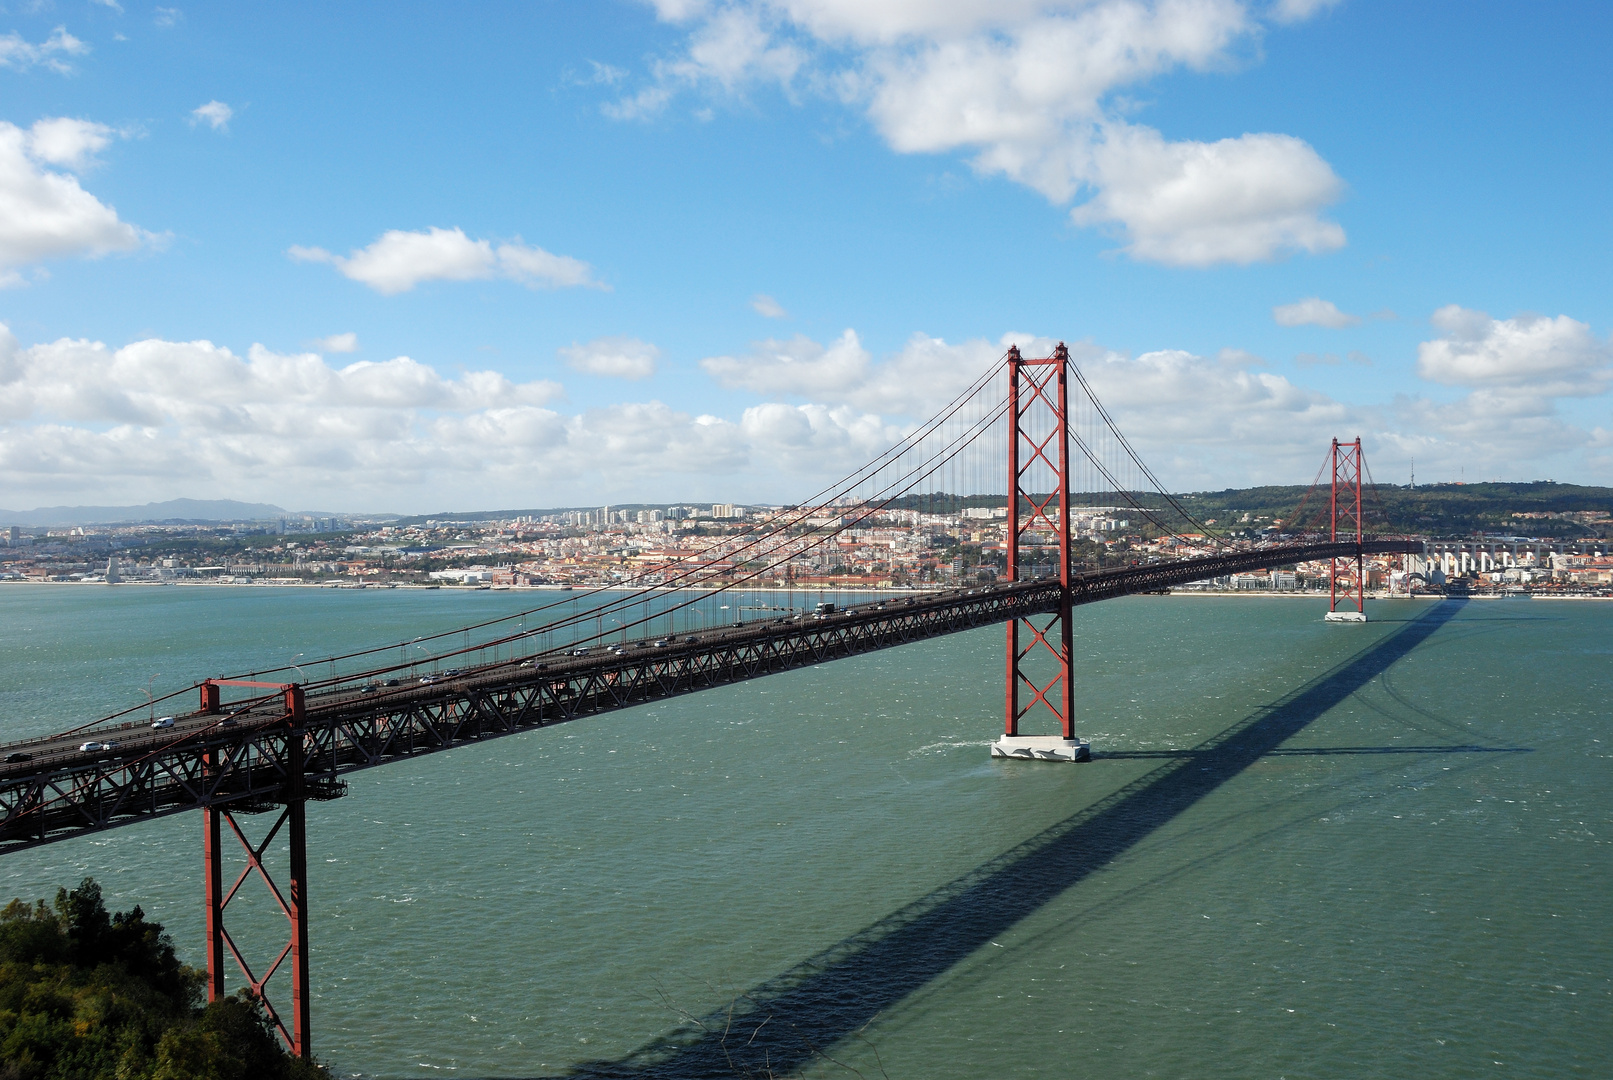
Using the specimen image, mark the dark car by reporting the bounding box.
[3,752,31,764]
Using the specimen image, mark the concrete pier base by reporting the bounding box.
[990,735,1091,762]
[1324,609,1368,623]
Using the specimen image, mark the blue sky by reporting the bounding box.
[1,1,1609,512]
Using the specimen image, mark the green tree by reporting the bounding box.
[0,878,326,1080]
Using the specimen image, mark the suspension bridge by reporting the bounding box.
[0,344,1421,1059]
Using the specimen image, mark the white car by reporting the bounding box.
[79,741,106,752]
[151,716,176,729]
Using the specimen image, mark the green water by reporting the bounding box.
[1,585,1609,1078]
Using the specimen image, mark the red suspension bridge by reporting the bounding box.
[0,344,1420,1059]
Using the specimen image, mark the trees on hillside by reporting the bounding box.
[0,878,326,1080]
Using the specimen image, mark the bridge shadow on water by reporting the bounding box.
[539,598,1473,1079]
[1099,745,1529,760]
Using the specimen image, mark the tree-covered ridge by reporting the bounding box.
[1177,481,1613,539]
[0,878,326,1080]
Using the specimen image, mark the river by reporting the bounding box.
[1,585,1608,1077]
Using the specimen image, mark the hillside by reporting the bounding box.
[1177,481,1613,539]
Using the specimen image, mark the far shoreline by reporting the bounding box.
[1,579,1607,601]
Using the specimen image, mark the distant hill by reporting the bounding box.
[10,481,1603,537]
[391,503,684,526]
[1177,481,1613,539]
[0,499,289,527]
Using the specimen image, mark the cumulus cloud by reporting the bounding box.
[1363,305,1613,483]
[616,1,1348,266]
[309,332,359,354]
[696,323,1350,484]
[703,322,1613,489]
[24,118,117,171]
[560,336,660,380]
[7,313,1613,509]
[0,335,563,425]
[704,329,874,399]
[750,293,787,318]
[0,322,912,509]
[0,27,88,74]
[1273,296,1359,328]
[289,227,602,295]
[190,101,233,131]
[1067,124,1345,265]
[0,119,147,276]
[1416,305,1613,397]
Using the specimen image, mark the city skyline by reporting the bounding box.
[1,2,1610,512]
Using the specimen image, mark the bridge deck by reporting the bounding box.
[0,540,1420,853]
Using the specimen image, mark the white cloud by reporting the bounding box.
[154,7,182,28]
[1269,0,1342,24]
[1216,347,1265,367]
[7,316,1613,510]
[289,227,602,295]
[1416,305,1613,397]
[1067,123,1345,265]
[24,118,116,171]
[0,120,147,273]
[1364,305,1613,483]
[705,328,1076,418]
[616,1,1347,266]
[190,101,233,131]
[0,27,89,74]
[704,329,873,399]
[0,323,908,508]
[704,323,1613,489]
[582,60,627,85]
[93,0,126,12]
[309,332,359,354]
[750,293,787,318]
[1273,296,1360,328]
[608,4,805,118]
[560,336,660,380]
[0,335,563,425]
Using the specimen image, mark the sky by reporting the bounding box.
[0,0,1609,514]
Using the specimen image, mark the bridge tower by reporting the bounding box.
[200,681,314,1059]
[1325,437,1368,623]
[991,343,1090,761]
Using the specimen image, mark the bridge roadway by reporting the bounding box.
[0,539,1420,854]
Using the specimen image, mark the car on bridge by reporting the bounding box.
[151,716,175,729]
[78,741,119,754]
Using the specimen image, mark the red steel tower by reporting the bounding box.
[994,343,1088,760]
[1327,437,1367,622]
[200,681,314,1059]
